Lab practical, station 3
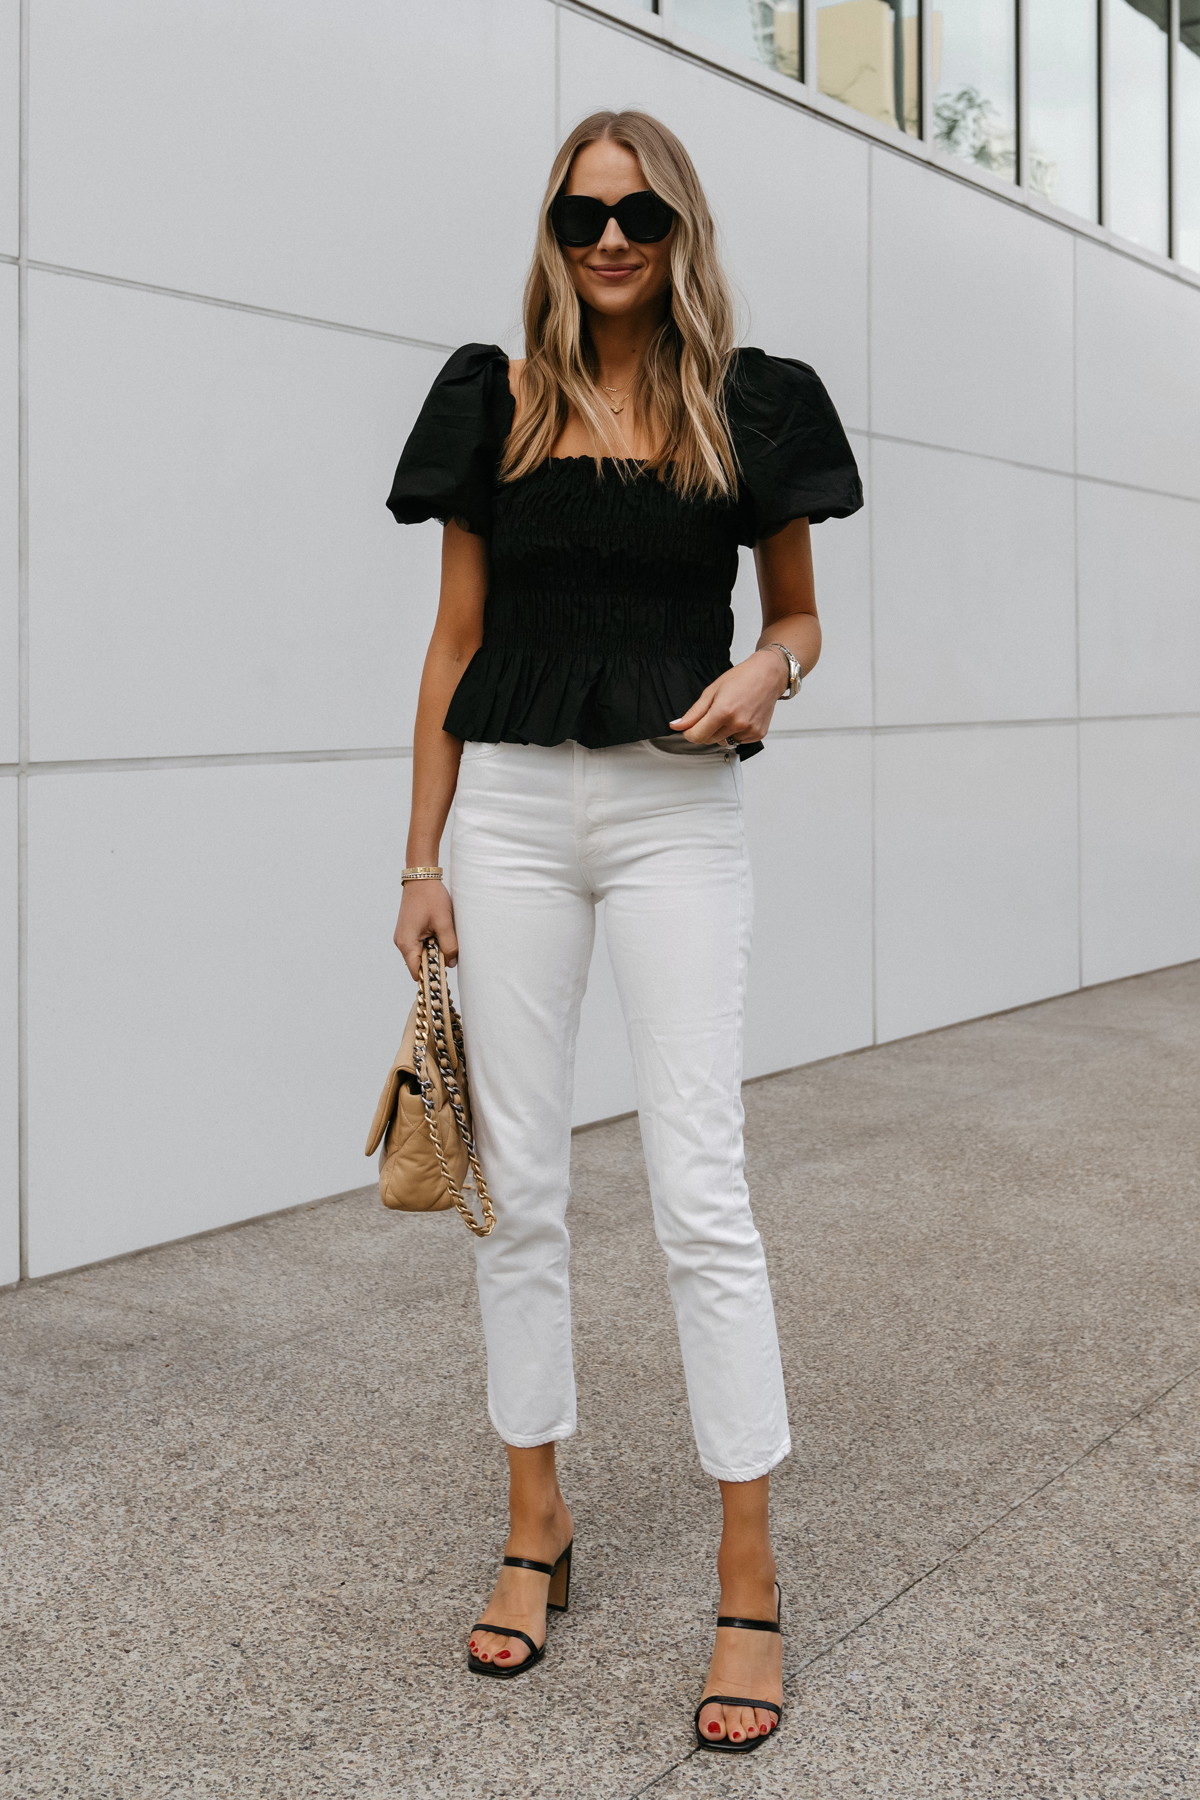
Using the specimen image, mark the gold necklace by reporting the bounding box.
[599,378,634,417]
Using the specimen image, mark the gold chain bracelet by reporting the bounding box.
[401,866,443,884]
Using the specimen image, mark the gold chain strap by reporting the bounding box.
[412,937,496,1237]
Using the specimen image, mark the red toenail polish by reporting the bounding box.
[731,1732,742,1740]
[707,1723,720,1734]
[498,1650,510,1659]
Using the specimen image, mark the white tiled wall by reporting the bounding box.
[1077,481,1200,718]
[871,441,1077,726]
[0,775,16,1287]
[742,734,874,1075]
[6,1,1198,1277]
[870,149,1076,470]
[1080,719,1200,987]
[1075,240,1200,501]
[29,0,556,347]
[0,264,16,766]
[874,726,1079,1042]
[0,0,17,263]
[25,758,411,1277]
[28,271,445,761]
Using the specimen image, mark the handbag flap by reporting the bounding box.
[364,996,421,1156]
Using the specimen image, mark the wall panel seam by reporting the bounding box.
[16,0,29,1280]
[1099,0,1110,227]
[1073,237,1084,992]
[868,432,1200,503]
[23,262,455,353]
[14,747,418,776]
[1016,0,1030,192]
[1072,473,1200,506]
[6,716,1196,786]
[1169,0,1181,260]
[869,714,1200,731]
[866,146,877,1046]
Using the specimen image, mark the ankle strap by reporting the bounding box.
[502,1555,555,1576]
[716,1615,781,1633]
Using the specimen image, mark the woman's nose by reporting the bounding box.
[596,216,630,252]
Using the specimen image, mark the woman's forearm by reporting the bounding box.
[404,521,489,869]
[405,646,471,867]
[751,518,820,678]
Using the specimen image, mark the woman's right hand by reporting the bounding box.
[394,879,459,980]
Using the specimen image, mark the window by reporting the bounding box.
[1178,2,1200,271]
[1107,0,1169,255]
[816,0,920,137]
[1027,0,1098,221]
[933,0,1017,182]
[673,1,802,80]
[656,1,1200,275]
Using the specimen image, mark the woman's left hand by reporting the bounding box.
[669,648,787,747]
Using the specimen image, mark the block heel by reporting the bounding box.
[545,1539,572,1612]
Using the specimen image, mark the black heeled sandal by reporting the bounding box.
[467,1541,573,1680]
[694,1581,783,1753]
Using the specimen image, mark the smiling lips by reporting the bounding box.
[590,263,642,280]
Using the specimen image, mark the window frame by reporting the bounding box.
[566,0,1200,288]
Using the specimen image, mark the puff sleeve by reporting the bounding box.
[727,349,863,542]
[385,343,515,537]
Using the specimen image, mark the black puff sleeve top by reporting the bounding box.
[387,343,862,759]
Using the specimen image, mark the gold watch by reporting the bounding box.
[762,642,802,700]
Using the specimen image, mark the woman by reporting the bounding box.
[387,111,861,1751]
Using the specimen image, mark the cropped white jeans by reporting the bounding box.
[450,739,791,1483]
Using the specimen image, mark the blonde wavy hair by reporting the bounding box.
[500,111,739,501]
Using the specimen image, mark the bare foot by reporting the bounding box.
[467,1495,574,1671]
[696,1577,782,1745]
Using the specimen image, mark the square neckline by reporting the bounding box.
[506,354,655,467]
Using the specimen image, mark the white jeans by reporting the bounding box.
[450,739,791,1482]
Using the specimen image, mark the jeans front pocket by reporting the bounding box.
[640,735,733,764]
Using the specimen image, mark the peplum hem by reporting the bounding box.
[443,645,764,759]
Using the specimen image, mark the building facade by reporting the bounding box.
[2,0,1198,1283]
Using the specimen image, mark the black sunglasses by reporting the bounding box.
[550,188,675,247]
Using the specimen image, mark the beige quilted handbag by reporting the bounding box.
[365,937,496,1236]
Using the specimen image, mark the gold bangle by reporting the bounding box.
[401,866,443,884]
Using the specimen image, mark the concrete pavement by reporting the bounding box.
[3,963,1198,1796]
